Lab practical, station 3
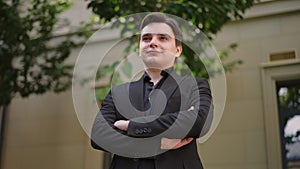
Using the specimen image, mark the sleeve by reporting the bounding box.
[90,90,126,151]
[126,78,213,139]
[91,89,162,157]
[187,78,213,137]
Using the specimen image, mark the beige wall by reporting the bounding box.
[199,1,300,169]
[3,1,300,169]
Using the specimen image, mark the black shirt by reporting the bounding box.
[142,69,170,111]
[135,68,171,168]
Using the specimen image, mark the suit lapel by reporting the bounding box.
[129,77,145,111]
[128,70,185,114]
[148,70,185,116]
[159,70,185,100]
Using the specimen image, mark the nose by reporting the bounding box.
[149,36,158,48]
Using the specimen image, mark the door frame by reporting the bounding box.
[261,59,300,169]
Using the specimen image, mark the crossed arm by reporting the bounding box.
[114,120,194,149]
[91,77,212,151]
[115,78,211,149]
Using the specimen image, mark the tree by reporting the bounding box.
[0,0,77,106]
[0,0,81,165]
[87,0,255,38]
[84,0,256,99]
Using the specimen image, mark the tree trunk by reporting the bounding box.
[0,104,7,169]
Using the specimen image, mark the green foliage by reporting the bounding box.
[87,0,255,37]
[121,59,133,79]
[0,0,79,105]
[279,86,300,110]
[85,0,256,100]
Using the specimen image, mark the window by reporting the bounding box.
[276,79,300,169]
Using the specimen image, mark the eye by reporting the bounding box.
[160,36,168,41]
[142,36,151,42]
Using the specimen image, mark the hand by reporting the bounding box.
[114,120,129,131]
[160,137,194,150]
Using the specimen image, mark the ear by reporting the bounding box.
[175,45,182,58]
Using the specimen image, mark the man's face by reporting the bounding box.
[139,22,182,70]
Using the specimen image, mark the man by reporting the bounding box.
[91,12,212,169]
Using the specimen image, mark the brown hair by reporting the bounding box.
[139,12,182,46]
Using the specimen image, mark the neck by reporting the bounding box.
[145,68,163,85]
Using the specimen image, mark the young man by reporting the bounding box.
[91,12,212,169]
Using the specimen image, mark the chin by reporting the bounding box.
[144,62,162,70]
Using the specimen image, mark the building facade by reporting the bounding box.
[2,0,300,169]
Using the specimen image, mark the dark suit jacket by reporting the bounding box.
[91,69,212,169]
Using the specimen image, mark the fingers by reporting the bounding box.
[114,120,129,131]
[160,137,194,150]
[173,138,193,149]
[184,137,194,144]
[160,138,181,150]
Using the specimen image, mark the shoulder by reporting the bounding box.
[194,77,209,87]
[181,76,209,85]
[180,77,211,92]
[194,77,208,82]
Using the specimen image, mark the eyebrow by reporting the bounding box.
[141,33,173,38]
